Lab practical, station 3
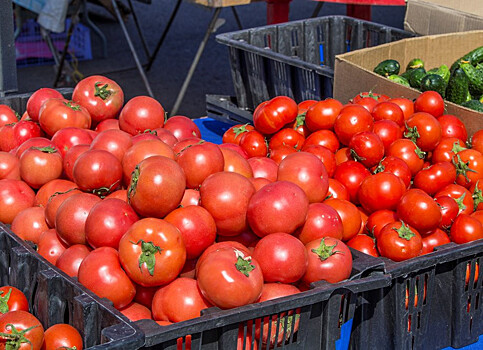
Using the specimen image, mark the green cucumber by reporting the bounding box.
[430,65,450,85]
[408,67,427,89]
[406,58,424,71]
[374,59,400,77]
[450,46,483,72]
[460,62,483,96]
[461,99,483,112]
[388,75,410,87]
[446,68,469,105]
[421,74,446,98]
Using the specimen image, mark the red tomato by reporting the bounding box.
[269,128,305,151]
[0,124,16,152]
[63,144,90,182]
[0,151,20,180]
[252,233,308,283]
[39,99,91,137]
[253,96,297,135]
[304,98,343,131]
[450,214,483,244]
[302,145,336,177]
[72,75,124,124]
[152,277,212,322]
[0,286,28,315]
[333,160,370,204]
[197,247,263,309]
[413,162,457,196]
[200,171,256,236]
[377,221,422,261]
[152,128,178,147]
[453,149,483,188]
[78,247,136,309]
[164,116,201,141]
[397,189,442,234]
[0,310,44,350]
[373,120,403,154]
[247,181,309,237]
[414,91,445,118]
[347,234,379,257]
[55,193,101,245]
[358,172,406,214]
[119,218,186,287]
[295,203,343,244]
[164,206,217,259]
[373,156,412,189]
[277,152,329,203]
[268,145,297,165]
[431,137,466,164]
[34,179,77,208]
[387,138,425,176]
[119,96,165,135]
[0,105,18,127]
[195,241,251,275]
[11,206,49,244]
[36,228,69,266]
[247,157,278,181]
[217,230,260,248]
[85,198,139,249]
[44,188,82,228]
[239,130,268,158]
[303,237,352,284]
[15,137,55,160]
[55,244,91,277]
[437,114,467,142]
[372,102,404,127]
[435,195,459,229]
[327,178,349,201]
[388,98,414,121]
[89,129,133,162]
[334,106,374,146]
[349,131,384,168]
[354,97,379,113]
[288,113,311,138]
[51,127,93,158]
[471,130,483,154]
[324,198,361,242]
[421,228,450,255]
[352,92,389,103]
[19,146,63,189]
[26,88,63,122]
[12,121,42,149]
[218,143,248,159]
[0,179,35,224]
[95,118,120,132]
[334,147,351,165]
[367,209,399,240]
[435,184,474,216]
[298,100,318,113]
[119,302,152,321]
[128,156,186,218]
[302,129,340,153]
[405,112,442,152]
[222,124,255,145]
[41,323,83,350]
[180,188,200,207]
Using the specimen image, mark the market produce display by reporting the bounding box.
[373,46,483,112]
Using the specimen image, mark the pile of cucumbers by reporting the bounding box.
[373,46,483,112]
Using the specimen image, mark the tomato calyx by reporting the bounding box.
[413,143,426,159]
[63,101,81,111]
[373,159,385,174]
[176,140,205,157]
[94,82,112,100]
[454,192,468,214]
[472,182,483,211]
[233,249,255,277]
[47,187,79,204]
[0,323,39,349]
[294,114,306,128]
[393,222,415,241]
[0,288,12,314]
[131,239,163,276]
[404,124,421,144]
[31,146,57,154]
[127,165,140,203]
[232,124,251,138]
[311,238,340,262]
[92,182,119,198]
[143,129,157,135]
[452,154,477,182]
[452,141,467,154]
[350,149,366,163]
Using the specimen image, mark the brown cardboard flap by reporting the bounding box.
[334,30,483,135]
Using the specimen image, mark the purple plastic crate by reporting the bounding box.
[15,18,92,67]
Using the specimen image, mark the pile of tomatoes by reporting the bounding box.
[0,285,83,349]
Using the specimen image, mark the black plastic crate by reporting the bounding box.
[206,94,253,125]
[0,87,73,112]
[350,240,483,350]
[0,223,144,349]
[216,15,415,111]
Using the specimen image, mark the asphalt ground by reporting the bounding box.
[15,0,406,118]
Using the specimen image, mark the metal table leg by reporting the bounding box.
[111,0,154,97]
[170,7,222,116]
[127,0,151,58]
[231,7,243,30]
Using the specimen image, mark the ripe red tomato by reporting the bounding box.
[349,131,384,168]
[414,91,445,118]
[373,156,412,188]
[15,137,55,160]
[37,228,69,265]
[247,181,309,237]
[152,128,178,147]
[0,179,35,224]
[268,145,297,165]
[34,179,77,208]
[55,244,91,277]
[197,247,263,309]
[164,206,217,259]
[435,184,474,216]
[218,143,248,159]
[0,105,18,127]
[373,120,403,154]
[405,112,442,152]
[367,209,399,240]
[358,172,406,214]
[44,188,82,228]
[268,128,305,151]
[72,75,124,124]
[302,129,340,153]
[180,188,200,207]
[239,130,268,158]
[164,116,201,141]
[471,130,483,154]
[431,137,466,164]
[324,198,361,242]
[352,92,389,103]
[26,88,63,122]
[51,127,93,158]
[295,203,343,243]
[39,99,91,137]
[63,144,90,182]
[19,146,63,189]
[435,195,459,229]
[95,118,120,132]
[347,234,379,257]
[335,147,351,165]
[41,323,84,350]
[377,221,422,261]
[302,145,336,177]
[128,156,186,218]
[0,286,28,315]
[413,162,457,196]
[195,241,251,275]
[372,102,404,127]
[252,233,308,283]
[0,310,44,350]
[12,121,42,149]
[327,178,349,201]
[437,114,467,142]
[78,247,136,309]
[388,98,414,121]
[11,206,49,244]
[397,189,442,234]
[119,96,165,135]
[152,277,212,322]
[450,214,483,244]
[333,160,370,204]
[248,157,278,181]
[0,151,20,180]
[453,149,483,188]
[354,96,379,113]
[303,237,352,284]
[89,129,133,162]
[387,138,425,176]
[222,124,255,145]
[200,171,256,236]
[304,98,343,131]
[334,106,374,146]
[421,228,450,255]
[253,96,298,135]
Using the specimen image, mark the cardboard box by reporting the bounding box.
[333,30,483,135]
[404,0,483,35]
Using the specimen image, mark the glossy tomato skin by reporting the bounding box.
[239,130,268,158]
[453,149,483,189]
[302,129,340,153]
[413,162,457,196]
[44,188,82,228]
[0,179,35,224]
[334,105,374,146]
[414,91,445,117]
[89,129,133,162]
[119,218,186,287]
[63,144,90,182]
[72,75,124,123]
[164,116,201,141]
[435,184,474,216]
[222,124,255,145]
[119,302,152,321]
[200,171,256,236]
[0,286,28,315]
[358,173,406,214]
[387,138,425,176]
[268,145,297,165]
[0,105,18,127]
[388,98,414,121]
[327,178,349,201]
[0,310,44,350]
[372,102,404,127]
[78,247,136,309]
[349,131,384,168]
[51,127,93,158]
[373,156,412,189]
[437,114,467,142]
[431,137,466,164]
[450,214,483,244]
[0,124,16,152]
[347,234,379,257]
[180,188,200,207]
[405,112,442,152]
[333,160,371,204]
[471,130,483,154]
[37,228,69,265]
[247,181,309,237]
[41,323,83,350]
[367,209,399,240]
[268,128,305,151]
[377,221,422,261]
[26,88,63,121]
[302,145,336,177]
[19,146,63,189]
[253,96,297,135]
[12,121,42,149]
[39,99,91,137]
[304,98,343,131]
[195,241,251,275]
[95,118,120,132]
[435,195,459,229]
[11,206,49,244]
[373,120,403,154]
[55,244,91,277]
[295,203,343,243]
[421,228,450,255]
[252,233,308,283]
[397,189,442,234]
[119,96,165,135]
[128,156,186,218]
[152,277,212,322]
[324,198,361,242]
[248,157,278,181]
[197,247,263,309]
[0,151,20,180]
[303,237,352,284]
